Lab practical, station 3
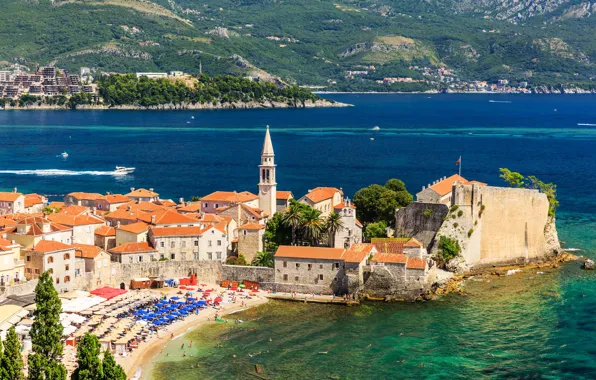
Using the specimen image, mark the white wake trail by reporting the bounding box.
[0,169,127,176]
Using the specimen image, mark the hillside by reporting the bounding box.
[2,0,596,91]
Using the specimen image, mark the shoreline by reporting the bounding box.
[314,91,596,95]
[118,290,269,380]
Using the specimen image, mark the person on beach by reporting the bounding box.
[190,340,193,348]
[181,343,185,349]
[183,351,186,357]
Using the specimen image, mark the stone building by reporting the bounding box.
[47,212,105,245]
[64,192,103,207]
[276,191,293,212]
[5,216,72,249]
[72,243,111,287]
[415,174,486,205]
[258,125,277,218]
[24,194,47,214]
[200,191,259,214]
[125,188,159,203]
[115,222,149,246]
[94,194,131,212]
[109,242,157,264]
[217,204,266,227]
[237,223,264,263]
[330,199,362,248]
[298,187,343,217]
[94,226,116,251]
[24,240,76,292]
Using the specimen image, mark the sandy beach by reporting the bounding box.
[116,285,269,379]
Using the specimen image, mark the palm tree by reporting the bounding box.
[252,251,274,268]
[325,212,343,247]
[301,208,324,246]
[281,202,303,245]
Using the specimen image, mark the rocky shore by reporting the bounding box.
[0,99,351,111]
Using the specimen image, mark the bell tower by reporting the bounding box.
[259,125,277,217]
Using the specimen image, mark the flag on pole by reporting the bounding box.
[456,157,461,166]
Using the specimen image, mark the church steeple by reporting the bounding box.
[259,125,277,217]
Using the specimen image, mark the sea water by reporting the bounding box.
[1,94,596,378]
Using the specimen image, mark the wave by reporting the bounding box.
[489,100,512,103]
[577,123,596,126]
[564,248,582,252]
[0,169,127,176]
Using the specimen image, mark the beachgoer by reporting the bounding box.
[190,340,193,348]
[183,351,186,357]
[181,343,185,349]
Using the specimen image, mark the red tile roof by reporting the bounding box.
[156,199,177,207]
[67,192,103,201]
[95,225,116,237]
[343,243,374,263]
[58,205,89,216]
[238,222,265,231]
[125,188,159,198]
[73,243,104,259]
[334,202,356,210]
[371,238,408,255]
[47,213,104,227]
[117,201,164,213]
[98,194,130,204]
[303,187,341,204]
[47,202,65,209]
[0,217,17,229]
[117,222,149,234]
[274,246,345,260]
[201,191,258,203]
[428,174,487,197]
[0,192,23,202]
[404,237,423,248]
[370,253,408,264]
[177,202,202,213]
[24,194,44,207]
[276,191,293,200]
[104,208,152,223]
[150,209,197,225]
[31,240,72,253]
[7,217,71,236]
[109,242,156,254]
[406,257,427,270]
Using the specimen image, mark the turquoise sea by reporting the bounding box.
[0,94,595,378]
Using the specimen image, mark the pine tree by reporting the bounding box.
[102,350,126,380]
[72,333,103,380]
[28,271,67,380]
[1,326,24,380]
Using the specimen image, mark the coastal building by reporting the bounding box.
[125,188,159,203]
[0,190,25,215]
[108,242,157,264]
[276,191,293,212]
[94,194,131,212]
[416,174,486,205]
[258,125,277,218]
[115,222,149,246]
[5,216,72,249]
[72,243,111,287]
[94,225,116,251]
[24,240,76,292]
[24,194,47,214]
[0,238,25,285]
[200,191,259,214]
[64,192,103,207]
[46,212,105,245]
[237,223,265,263]
[298,187,343,217]
[330,199,363,248]
[148,209,197,228]
[216,204,266,227]
[149,223,228,261]
[104,207,152,226]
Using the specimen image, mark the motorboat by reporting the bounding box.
[115,166,135,174]
[371,126,380,131]
[61,152,69,158]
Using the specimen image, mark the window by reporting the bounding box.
[170,253,175,260]
[138,256,143,263]
[294,276,299,282]
[334,263,340,269]
[150,254,155,261]
[65,264,70,271]
[26,256,31,262]
[88,226,92,233]
[204,203,208,208]
[181,253,186,260]
[215,203,219,209]
[64,253,70,260]
[194,240,198,247]
[47,256,54,264]
[64,276,71,283]
[208,240,212,247]
[98,204,102,209]
[34,269,40,274]
[283,274,288,281]
[295,263,300,269]
[283,261,287,268]
[26,268,31,274]
[208,253,213,260]
[56,278,60,284]
[217,240,222,246]
[75,268,81,276]
[243,230,247,236]
[216,252,221,260]
[319,264,323,269]
[308,264,313,271]
[160,242,165,248]
[319,274,324,280]
[193,253,199,260]
[160,254,165,260]
[129,256,133,263]
[170,241,175,248]
[182,241,186,248]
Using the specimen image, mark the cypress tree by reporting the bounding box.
[72,333,103,380]
[1,326,24,379]
[102,350,126,380]
[28,271,67,380]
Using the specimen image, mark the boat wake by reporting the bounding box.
[0,169,127,176]
[577,123,596,127]
[489,100,512,103]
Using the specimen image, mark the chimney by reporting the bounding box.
[179,197,184,204]
[428,183,431,187]
[127,206,132,211]
[13,187,17,193]
[149,188,154,192]
[106,191,111,195]
[117,221,121,228]
[422,186,425,191]
[151,215,156,224]
[130,187,135,192]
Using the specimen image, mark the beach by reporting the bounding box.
[116,285,269,380]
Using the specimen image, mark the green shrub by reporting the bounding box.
[468,229,474,237]
[457,210,463,217]
[451,214,456,219]
[450,205,459,212]
[453,223,459,228]
[437,236,461,262]
[422,207,434,218]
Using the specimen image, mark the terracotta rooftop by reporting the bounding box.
[47,201,65,209]
[150,226,206,237]
[47,213,104,227]
[73,243,103,259]
[109,242,156,254]
[7,217,71,236]
[117,222,149,234]
[0,238,17,251]
[334,202,356,210]
[371,238,408,255]
[125,188,159,198]
[150,209,197,225]
[155,199,177,207]
[98,194,130,204]
[274,246,345,260]
[67,192,103,201]
[427,174,487,197]
[58,205,89,216]
[370,253,408,264]
[94,225,116,237]
[104,208,152,223]
[117,201,164,213]
[238,222,265,231]
[201,191,258,203]
[406,257,427,270]
[404,237,423,248]
[177,202,202,213]
[343,243,375,263]
[0,192,23,202]
[24,194,45,207]
[0,217,17,229]
[303,187,341,204]
[276,191,293,200]
[31,240,72,253]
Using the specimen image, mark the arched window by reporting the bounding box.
[55,277,60,284]
[64,276,71,283]
[64,253,70,260]
[47,256,54,264]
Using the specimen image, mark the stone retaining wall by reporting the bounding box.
[221,265,274,283]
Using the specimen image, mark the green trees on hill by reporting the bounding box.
[98,74,319,107]
[499,168,559,216]
[1,326,24,380]
[353,179,413,227]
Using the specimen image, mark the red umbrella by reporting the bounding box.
[214,297,223,304]
[180,286,187,290]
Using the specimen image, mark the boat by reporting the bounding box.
[60,152,68,158]
[114,166,135,174]
[371,126,380,131]
[370,137,374,141]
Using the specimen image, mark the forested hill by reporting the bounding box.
[2,0,596,91]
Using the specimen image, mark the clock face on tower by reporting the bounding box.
[260,188,269,195]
